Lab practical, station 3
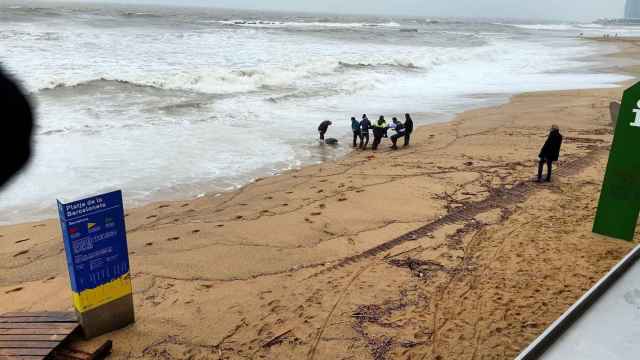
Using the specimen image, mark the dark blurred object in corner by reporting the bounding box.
[1,67,34,189]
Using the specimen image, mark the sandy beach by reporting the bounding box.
[1,37,640,359]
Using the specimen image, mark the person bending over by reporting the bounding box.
[390,117,405,150]
[318,120,332,141]
[403,113,414,147]
[360,114,371,150]
[351,117,361,148]
[537,125,563,182]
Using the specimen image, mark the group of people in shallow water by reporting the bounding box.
[319,115,564,183]
[318,113,414,151]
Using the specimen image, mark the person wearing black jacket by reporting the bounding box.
[359,115,371,150]
[318,120,332,141]
[403,113,414,147]
[537,125,563,182]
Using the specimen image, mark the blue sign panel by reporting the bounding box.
[57,190,132,312]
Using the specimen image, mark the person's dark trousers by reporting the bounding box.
[390,134,401,149]
[372,135,382,150]
[319,130,326,141]
[352,131,361,147]
[360,132,370,149]
[404,132,411,146]
[537,158,553,182]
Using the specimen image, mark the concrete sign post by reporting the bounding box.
[593,81,640,241]
[57,190,135,338]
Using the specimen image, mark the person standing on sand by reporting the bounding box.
[372,116,386,150]
[381,116,389,138]
[351,117,361,148]
[318,120,332,141]
[403,113,414,147]
[537,125,563,182]
[359,115,371,149]
[390,117,405,150]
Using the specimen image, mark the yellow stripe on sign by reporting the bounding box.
[72,273,132,313]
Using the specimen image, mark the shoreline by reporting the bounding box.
[0,35,632,226]
[2,37,640,359]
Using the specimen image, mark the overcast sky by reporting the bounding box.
[55,0,626,21]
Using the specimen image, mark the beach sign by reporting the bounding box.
[57,190,135,338]
[593,81,640,241]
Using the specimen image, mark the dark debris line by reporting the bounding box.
[308,147,607,279]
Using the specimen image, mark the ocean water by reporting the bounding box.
[0,3,633,224]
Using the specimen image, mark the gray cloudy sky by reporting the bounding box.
[65,0,626,21]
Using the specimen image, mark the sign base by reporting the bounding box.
[77,294,135,339]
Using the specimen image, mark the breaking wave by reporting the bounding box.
[337,60,421,71]
[216,20,401,29]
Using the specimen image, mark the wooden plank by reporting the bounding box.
[0,348,51,356]
[0,329,74,336]
[0,317,76,324]
[1,312,73,319]
[0,341,58,349]
[0,323,77,330]
[0,335,65,342]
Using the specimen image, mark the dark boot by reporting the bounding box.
[537,159,544,182]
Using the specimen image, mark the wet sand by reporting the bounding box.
[1,38,640,359]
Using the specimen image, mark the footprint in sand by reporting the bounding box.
[338,198,347,202]
[15,238,29,244]
[310,212,322,216]
[216,224,225,228]
[181,203,189,207]
[282,203,289,207]
[191,229,201,234]
[145,242,153,246]
[265,196,273,200]
[167,237,180,241]
[158,204,170,209]
[235,215,244,220]
[305,218,314,224]
[13,250,29,257]
[5,287,23,294]
[146,214,157,219]
[319,204,326,209]
[286,191,294,194]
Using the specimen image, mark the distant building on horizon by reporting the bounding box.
[626,0,640,19]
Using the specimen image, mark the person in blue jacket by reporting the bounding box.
[359,114,371,150]
[351,117,361,148]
